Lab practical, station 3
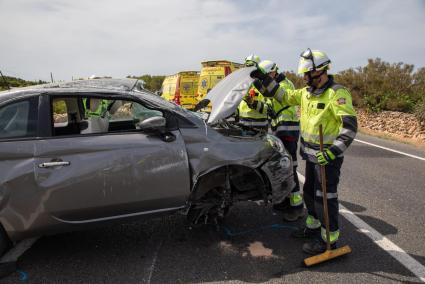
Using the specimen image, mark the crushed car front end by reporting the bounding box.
[178,122,295,226]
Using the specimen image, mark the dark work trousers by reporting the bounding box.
[279,137,301,207]
[303,158,343,232]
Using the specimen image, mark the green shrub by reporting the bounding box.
[336,58,424,113]
[414,99,425,123]
[126,74,166,92]
[385,93,415,112]
[0,76,47,91]
[53,100,67,114]
[284,71,304,89]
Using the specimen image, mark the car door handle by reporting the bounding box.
[38,161,71,168]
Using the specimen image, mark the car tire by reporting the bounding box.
[187,186,231,226]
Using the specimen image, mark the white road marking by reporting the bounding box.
[297,172,425,283]
[354,138,425,162]
[0,238,39,263]
[147,240,163,284]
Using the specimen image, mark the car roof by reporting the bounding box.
[0,78,191,117]
[0,78,149,102]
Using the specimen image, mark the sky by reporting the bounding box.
[0,0,424,81]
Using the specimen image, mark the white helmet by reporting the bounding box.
[258,60,279,74]
[245,54,261,66]
[297,48,331,74]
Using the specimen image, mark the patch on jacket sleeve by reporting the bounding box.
[337,97,346,105]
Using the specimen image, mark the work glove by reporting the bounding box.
[316,149,336,165]
[252,79,263,92]
[243,89,256,105]
[252,78,275,98]
[267,105,277,119]
[275,72,286,83]
[250,66,268,80]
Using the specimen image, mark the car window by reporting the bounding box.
[180,81,196,96]
[0,98,38,139]
[50,95,163,136]
[52,99,68,127]
[51,97,84,136]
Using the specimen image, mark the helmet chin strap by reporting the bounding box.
[306,69,326,88]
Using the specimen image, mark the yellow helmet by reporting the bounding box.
[245,54,261,67]
[297,48,331,74]
[258,60,279,74]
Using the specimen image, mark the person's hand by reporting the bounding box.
[250,66,267,80]
[267,106,277,119]
[275,72,286,82]
[244,95,254,105]
[316,149,336,165]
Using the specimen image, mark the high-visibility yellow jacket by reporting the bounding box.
[236,85,269,130]
[268,77,299,138]
[256,75,357,162]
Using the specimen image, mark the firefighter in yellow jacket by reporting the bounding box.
[252,49,357,254]
[236,55,269,132]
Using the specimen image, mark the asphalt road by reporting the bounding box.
[2,132,425,283]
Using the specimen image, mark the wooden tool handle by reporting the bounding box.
[319,124,331,251]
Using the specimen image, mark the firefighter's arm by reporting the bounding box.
[328,88,358,156]
[243,88,257,105]
[246,98,268,115]
[251,73,301,106]
[242,88,268,114]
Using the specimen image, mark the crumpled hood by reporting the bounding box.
[206,67,255,123]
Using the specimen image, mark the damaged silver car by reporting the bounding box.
[0,71,294,256]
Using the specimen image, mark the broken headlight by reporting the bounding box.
[266,134,285,154]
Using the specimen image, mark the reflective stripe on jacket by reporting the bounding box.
[268,78,299,138]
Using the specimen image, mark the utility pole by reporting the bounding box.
[50,72,54,83]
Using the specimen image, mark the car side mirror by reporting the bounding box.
[137,116,166,132]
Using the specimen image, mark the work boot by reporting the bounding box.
[302,238,337,255]
[282,206,305,222]
[291,227,320,239]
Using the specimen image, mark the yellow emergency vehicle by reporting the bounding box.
[197,60,243,111]
[161,71,199,110]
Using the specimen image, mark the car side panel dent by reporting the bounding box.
[34,132,190,222]
[179,128,271,183]
[0,141,38,241]
[189,164,269,201]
